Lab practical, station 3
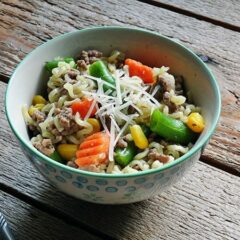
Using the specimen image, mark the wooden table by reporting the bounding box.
[0,1,239,239]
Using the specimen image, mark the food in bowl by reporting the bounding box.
[22,49,205,174]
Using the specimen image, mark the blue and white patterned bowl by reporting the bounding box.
[5,27,221,204]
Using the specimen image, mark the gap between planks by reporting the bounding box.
[0,181,116,240]
[0,74,9,83]
[138,0,240,33]
[0,73,238,177]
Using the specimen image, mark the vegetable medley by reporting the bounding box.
[22,50,205,174]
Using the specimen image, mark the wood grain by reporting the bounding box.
[0,191,101,240]
[0,0,239,172]
[150,0,240,28]
[0,80,239,239]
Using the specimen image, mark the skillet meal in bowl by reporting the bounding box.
[22,49,205,174]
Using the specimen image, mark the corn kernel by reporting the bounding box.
[35,104,45,110]
[130,125,149,149]
[28,106,37,116]
[32,95,47,105]
[28,104,45,116]
[187,112,205,133]
[57,144,78,161]
[87,118,101,133]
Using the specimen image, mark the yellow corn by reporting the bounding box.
[57,144,78,161]
[35,103,45,110]
[32,95,47,105]
[87,118,101,133]
[28,104,45,116]
[28,106,37,116]
[130,124,149,149]
[187,112,205,133]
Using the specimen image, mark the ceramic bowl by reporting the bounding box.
[5,27,221,204]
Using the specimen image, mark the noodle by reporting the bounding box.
[23,50,203,174]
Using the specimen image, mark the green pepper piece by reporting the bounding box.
[114,142,137,167]
[140,124,151,137]
[50,151,65,163]
[89,60,115,93]
[150,109,197,145]
[45,57,75,71]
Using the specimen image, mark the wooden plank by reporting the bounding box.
[0,0,239,172]
[0,80,239,239]
[0,191,101,240]
[148,0,240,28]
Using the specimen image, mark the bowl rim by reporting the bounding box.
[5,26,221,179]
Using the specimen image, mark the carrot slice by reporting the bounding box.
[75,154,104,167]
[76,144,107,158]
[71,98,97,118]
[75,132,110,167]
[85,132,105,141]
[79,138,104,149]
[125,58,155,84]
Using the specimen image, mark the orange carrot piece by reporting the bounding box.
[75,132,110,167]
[75,154,106,166]
[85,132,105,141]
[125,58,155,84]
[76,144,107,158]
[71,98,97,118]
[79,138,104,149]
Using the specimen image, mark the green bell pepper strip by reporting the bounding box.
[150,109,197,145]
[45,57,75,71]
[114,142,137,167]
[89,60,115,93]
[50,151,65,163]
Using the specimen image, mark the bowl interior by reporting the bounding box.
[6,27,220,174]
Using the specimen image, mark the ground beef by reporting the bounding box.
[63,70,80,84]
[87,50,103,58]
[67,161,78,168]
[52,135,63,144]
[54,108,61,115]
[175,75,184,95]
[67,70,79,79]
[123,133,133,142]
[32,110,46,124]
[77,50,103,66]
[77,60,88,70]
[59,87,68,96]
[163,91,177,113]
[48,108,81,136]
[33,138,55,156]
[61,123,79,136]
[158,74,175,92]
[58,108,81,135]
[28,124,39,136]
[160,140,168,147]
[128,105,137,114]
[148,148,171,163]
[59,108,73,129]
[117,63,124,69]
[49,127,61,136]
[116,138,128,148]
[148,133,157,143]
[105,115,111,132]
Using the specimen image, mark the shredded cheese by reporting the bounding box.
[108,117,115,162]
[81,68,163,155]
[83,74,116,89]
